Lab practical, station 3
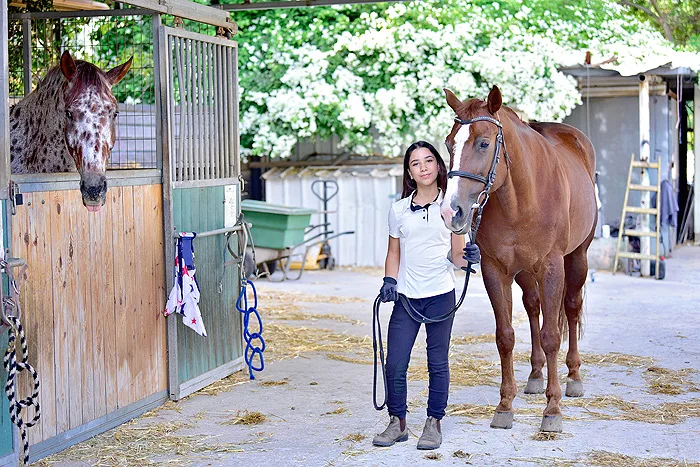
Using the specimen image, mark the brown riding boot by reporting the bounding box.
[372,415,408,447]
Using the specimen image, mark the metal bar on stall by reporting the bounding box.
[194,38,201,181]
[226,47,235,178]
[173,223,247,239]
[0,0,11,200]
[215,44,223,179]
[232,44,240,180]
[221,46,230,180]
[185,38,194,182]
[22,18,32,97]
[207,42,214,180]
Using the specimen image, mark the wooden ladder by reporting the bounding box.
[613,153,662,278]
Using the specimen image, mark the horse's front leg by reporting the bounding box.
[537,255,566,432]
[482,260,516,429]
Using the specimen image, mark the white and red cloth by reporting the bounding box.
[164,232,207,337]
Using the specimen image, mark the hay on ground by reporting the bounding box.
[41,420,244,466]
[644,366,698,395]
[424,452,442,460]
[222,410,268,426]
[323,407,348,415]
[586,450,700,467]
[451,333,495,345]
[256,289,367,306]
[259,380,289,387]
[196,371,252,396]
[343,433,366,442]
[263,322,372,364]
[408,355,500,387]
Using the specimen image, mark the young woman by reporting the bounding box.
[372,141,480,450]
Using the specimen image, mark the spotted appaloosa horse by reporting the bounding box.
[10,51,132,212]
[440,86,597,433]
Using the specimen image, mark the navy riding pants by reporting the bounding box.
[385,289,455,420]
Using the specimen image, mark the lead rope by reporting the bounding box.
[1,260,40,466]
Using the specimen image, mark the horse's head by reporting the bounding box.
[60,51,132,212]
[440,85,509,235]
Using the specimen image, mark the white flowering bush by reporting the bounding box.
[233,0,694,159]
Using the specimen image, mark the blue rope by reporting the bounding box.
[235,279,265,379]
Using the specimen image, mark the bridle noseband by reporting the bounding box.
[447,115,509,237]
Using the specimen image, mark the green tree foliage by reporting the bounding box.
[618,0,700,50]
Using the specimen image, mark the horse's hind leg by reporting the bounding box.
[563,231,594,398]
[537,255,566,432]
[515,272,545,394]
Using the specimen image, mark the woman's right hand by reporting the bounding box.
[380,277,399,302]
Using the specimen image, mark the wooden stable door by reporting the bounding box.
[10,185,167,457]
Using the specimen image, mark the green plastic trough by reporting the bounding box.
[241,199,316,250]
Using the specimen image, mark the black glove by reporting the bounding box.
[463,242,481,265]
[380,277,399,302]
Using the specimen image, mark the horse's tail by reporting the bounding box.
[559,283,568,342]
[559,281,586,342]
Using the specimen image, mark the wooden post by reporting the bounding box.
[639,75,651,276]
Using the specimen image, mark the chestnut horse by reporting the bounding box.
[440,86,596,432]
[10,51,132,212]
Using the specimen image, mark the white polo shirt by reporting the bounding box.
[388,190,456,299]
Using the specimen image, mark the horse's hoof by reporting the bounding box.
[540,415,563,433]
[565,379,584,397]
[524,377,545,394]
[490,411,513,429]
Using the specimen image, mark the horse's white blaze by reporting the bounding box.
[445,124,470,205]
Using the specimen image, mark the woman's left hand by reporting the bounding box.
[463,242,481,264]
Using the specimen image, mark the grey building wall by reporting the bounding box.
[563,95,676,234]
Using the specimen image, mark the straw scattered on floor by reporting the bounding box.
[586,450,700,467]
[222,410,268,426]
[409,354,500,387]
[424,452,442,460]
[452,333,495,345]
[343,433,366,442]
[644,365,698,395]
[40,420,244,466]
[264,322,372,363]
[323,407,348,415]
[196,371,252,396]
[259,380,289,387]
[256,289,367,306]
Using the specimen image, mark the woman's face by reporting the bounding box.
[408,147,439,188]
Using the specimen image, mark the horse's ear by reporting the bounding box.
[487,85,502,115]
[105,56,133,86]
[60,51,77,82]
[444,88,462,113]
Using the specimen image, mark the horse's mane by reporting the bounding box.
[39,60,113,104]
[460,98,527,128]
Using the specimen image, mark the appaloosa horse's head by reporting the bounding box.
[440,85,510,235]
[60,51,132,211]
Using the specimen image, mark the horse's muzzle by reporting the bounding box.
[80,176,107,212]
[441,198,473,234]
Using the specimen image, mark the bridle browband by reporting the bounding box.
[447,115,509,237]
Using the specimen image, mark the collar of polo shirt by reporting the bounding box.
[407,189,444,213]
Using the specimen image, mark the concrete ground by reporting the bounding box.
[44,246,700,466]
